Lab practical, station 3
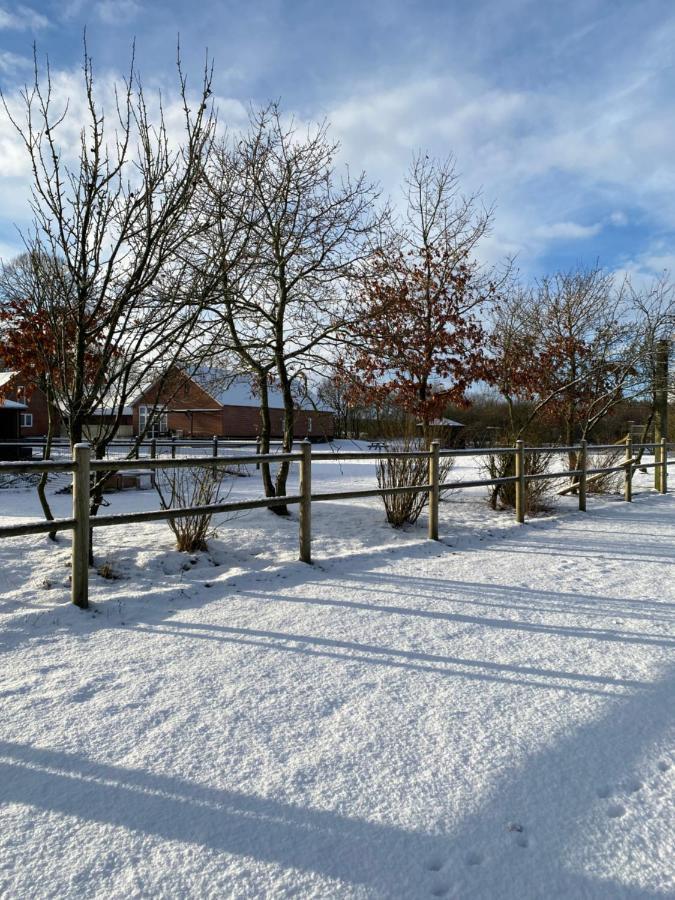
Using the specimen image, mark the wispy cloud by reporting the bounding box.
[533,222,603,241]
[0,4,50,30]
[94,0,141,25]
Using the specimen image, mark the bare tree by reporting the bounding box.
[1,42,215,447]
[203,103,381,513]
[1,43,216,567]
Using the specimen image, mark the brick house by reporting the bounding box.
[0,371,55,438]
[127,369,334,441]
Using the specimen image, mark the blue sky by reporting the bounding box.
[1,0,675,282]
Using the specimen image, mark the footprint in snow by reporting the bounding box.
[465,851,483,866]
[657,760,671,773]
[429,883,450,898]
[425,856,444,872]
[507,822,529,849]
[607,803,626,819]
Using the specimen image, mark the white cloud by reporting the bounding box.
[322,46,675,272]
[0,50,31,73]
[609,211,628,227]
[533,221,603,241]
[0,4,50,30]
[95,0,141,25]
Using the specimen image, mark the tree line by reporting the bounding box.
[0,44,673,523]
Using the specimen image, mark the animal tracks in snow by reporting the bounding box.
[424,823,530,896]
[422,756,673,898]
[596,758,672,820]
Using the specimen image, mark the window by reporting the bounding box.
[20,413,33,428]
[139,406,168,437]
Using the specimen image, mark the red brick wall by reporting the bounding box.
[133,372,222,438]
[0,376,57,437]
[220,405,334,440]
[132,370,334,440]
[20,385,53,437]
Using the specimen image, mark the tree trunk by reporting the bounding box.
[257,376,277,499]
[271,359,294,517]
[37,400,57,541]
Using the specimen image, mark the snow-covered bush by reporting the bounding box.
[154,465,232,552]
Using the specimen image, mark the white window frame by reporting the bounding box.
[20,412,33,428]
[139,405,167,437]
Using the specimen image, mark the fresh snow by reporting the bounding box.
[0,445,673,898]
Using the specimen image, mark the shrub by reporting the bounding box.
[586,447,624,494]
[376,426,455,527]
[482,448,554,514]
[154,464,232,552]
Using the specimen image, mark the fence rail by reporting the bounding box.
[0,437,671,609]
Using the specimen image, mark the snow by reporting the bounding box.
[0,446,673,898]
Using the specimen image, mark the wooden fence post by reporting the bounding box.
[212,435,218,458]
[256,438,261,471]
[428,440,440,541]
[578,439,587,512]
[150,438,156,459]
[661,437,668,494]
[299,439,312,563]
[171,437,176,459]
[515,439,525,524]
[624,434,633,502]
[71,442,90,609]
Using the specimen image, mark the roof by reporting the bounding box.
[0,371,18,390]
[192,369,331,413]
[0,371,26,409]
[417,417,464,427]
[193,370,286,409]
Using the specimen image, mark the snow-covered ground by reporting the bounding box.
[1,446,673,898]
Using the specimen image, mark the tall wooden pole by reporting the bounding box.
[578,439,587,512]
[71,442,90,609]
[299,439,312,563]
[515,439,525,524]
[654,339,669,491]
[624,434,633,503]
[428,440,440,541]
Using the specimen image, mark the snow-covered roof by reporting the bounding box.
[0,372,26,409]
[194,370,285,409]
[0,371,18,390]
[429,417,464,428]
[192,369,331,413]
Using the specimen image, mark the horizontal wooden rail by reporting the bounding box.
[0,517,76,539]
[0,460,76,475]
[440,475,519,490]
[311,483,433,503]
[91,494,304,528]
[89,452,301,472]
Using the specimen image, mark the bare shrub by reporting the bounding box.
[154,465,232,552]
[376,428,455,527]
[586,448,624,494]
[482,449,554,513]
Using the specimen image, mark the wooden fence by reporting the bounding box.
[0,437,670,609]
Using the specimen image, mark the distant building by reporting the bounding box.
[92,368,335,441]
